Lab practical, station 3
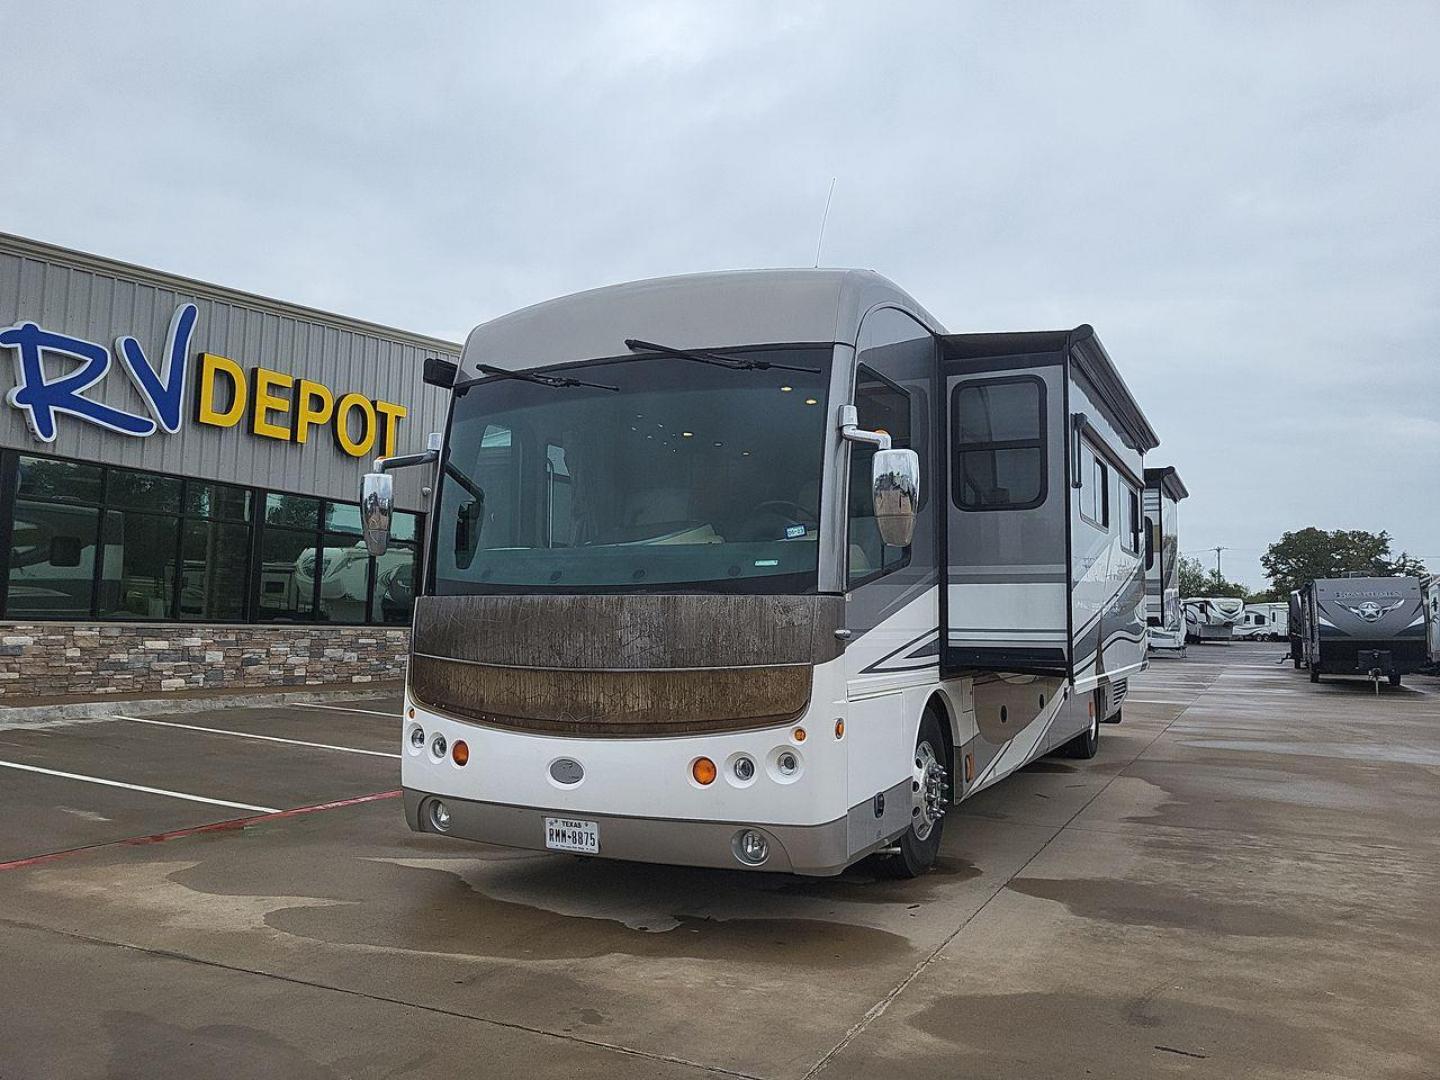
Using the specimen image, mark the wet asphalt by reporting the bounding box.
[0,644,1437,1079]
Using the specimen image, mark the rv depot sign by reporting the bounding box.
[0,303,407,457]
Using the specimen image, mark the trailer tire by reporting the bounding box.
[1063,703,1100,760]
[1389,673,1402,688]
[881,711,948,880]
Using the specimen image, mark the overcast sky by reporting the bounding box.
[3,1,1436,586]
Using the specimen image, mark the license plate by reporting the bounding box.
[544,817,599,854]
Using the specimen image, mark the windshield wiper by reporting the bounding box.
[474,363,618,392]
[623,338,822,374]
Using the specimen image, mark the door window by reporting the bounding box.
[847,366,912,586]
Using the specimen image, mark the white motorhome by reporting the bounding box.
[1142,467,1187,652]
[1183,596,1243,642]
[1234,601,1288,641]
[363,270,1161,877]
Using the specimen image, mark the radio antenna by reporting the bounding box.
[813,177,837,267]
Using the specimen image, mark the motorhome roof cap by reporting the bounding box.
[1143,466,1189,502]
[941,325,1160,453]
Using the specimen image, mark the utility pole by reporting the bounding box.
[1211,546,1230,580]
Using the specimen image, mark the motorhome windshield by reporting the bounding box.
[429,347,832,594]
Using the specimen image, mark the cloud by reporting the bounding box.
[1,0,1436,580]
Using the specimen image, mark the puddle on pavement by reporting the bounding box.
[1005,876,1310,937]
[775,855,981,903]
[101,1011,346,1080]
[154,851,917,967]
[906,989,1329,1074]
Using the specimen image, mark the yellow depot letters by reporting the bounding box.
[194,354,407,457]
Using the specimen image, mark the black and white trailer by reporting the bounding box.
[1301,576,1428,687]
[1288,589,1305,667]
[1421,575,1439,672]
[1142,466,1187,652]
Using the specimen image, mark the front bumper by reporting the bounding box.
[403,787,886,876]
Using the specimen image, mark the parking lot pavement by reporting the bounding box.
[0,696,401,862]
[2,650,1438,1078]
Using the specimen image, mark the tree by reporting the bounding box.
[1261,527,1425,594]
[1179,555,1249,599]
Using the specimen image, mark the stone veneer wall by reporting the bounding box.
[0,623,409,699]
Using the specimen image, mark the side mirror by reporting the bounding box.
[361,472,394,556]
[873,448,920,548]
[424,357,459,390]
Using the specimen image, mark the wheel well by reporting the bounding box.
[924,692,958,800]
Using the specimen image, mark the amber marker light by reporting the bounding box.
[452,740,470,766]
[407,707,415,719]
[792,727,807,743]
[834,719,845,740]
[692,757,717,785]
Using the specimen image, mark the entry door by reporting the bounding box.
[939,344,1069,679]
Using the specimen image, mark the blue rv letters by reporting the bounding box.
[0,303,198,442]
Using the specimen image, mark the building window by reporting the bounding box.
[6,497,101,618]
[1,451,421,625]
[952,377,1046,510]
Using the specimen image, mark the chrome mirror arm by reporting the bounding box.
[837,404,892,449]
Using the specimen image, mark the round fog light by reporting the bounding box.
[409,725,426,750]
[430,800,452,832]
[431,733,447,758]
[733,756,755,782]
[778,752,798,776]
[734,828,769,865]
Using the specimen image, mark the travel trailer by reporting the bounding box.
[362,270,1161,877]
[1288,589,1305,666]
[1234,601,1288,641]
[1300,576,1428,686]
[1424,576,1439,669]
[1183,596,1243,642]
[1142,467,1187,652]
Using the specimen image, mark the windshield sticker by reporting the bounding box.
[754,559,779,567]
[784,523,807,539]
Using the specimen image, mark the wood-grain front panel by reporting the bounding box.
[412,593,844,670]
[409,654,811,737]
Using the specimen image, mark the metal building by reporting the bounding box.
[0,232,457,696]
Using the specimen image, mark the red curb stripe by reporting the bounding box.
[0,788,402,872]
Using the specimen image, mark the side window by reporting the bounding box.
[1080,444,1109,528]
[1122,483,1140,552]
[847,366,912,586]
[952,377,1046,510]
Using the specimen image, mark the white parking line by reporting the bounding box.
[0,759,280,814]
[293,702,399,719]
[111,715,399,759]
[1123,698,1194,705]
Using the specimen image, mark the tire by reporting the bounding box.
[1389,673,1402,688]
[881,710,948,879]
[1063,700,1100,760]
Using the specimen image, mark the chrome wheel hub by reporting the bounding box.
[910,739,947,840]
